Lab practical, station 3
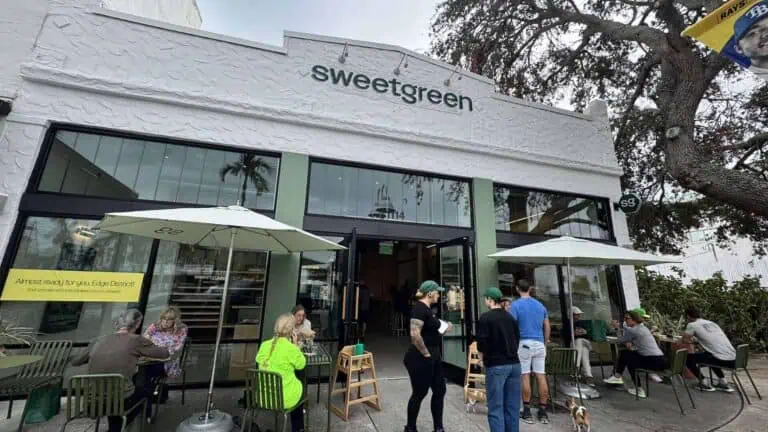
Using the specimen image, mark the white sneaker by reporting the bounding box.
[650,373,663,383]
[626,387,647,398]
[603,376,624,385]
[715,379,736,393]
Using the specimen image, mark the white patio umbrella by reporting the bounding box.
[489,236,680,346]
[94,205,345,432]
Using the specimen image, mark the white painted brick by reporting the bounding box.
[0,0,638,305]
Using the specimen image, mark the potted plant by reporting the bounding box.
[0,315,37,356]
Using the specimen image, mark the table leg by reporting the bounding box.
[327,363,332,432]
[316,365,321,404]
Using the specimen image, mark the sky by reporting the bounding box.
[196,0,441,53]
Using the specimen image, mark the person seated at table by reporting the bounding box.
[603,310,665,398]
[563,306,597,386]
[72,309,169,432]
[681,306,736,393]
[256,313,307,432]
[143,306,188,402]
[292,304,316,341]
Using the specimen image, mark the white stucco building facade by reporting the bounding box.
[0,0,639,376]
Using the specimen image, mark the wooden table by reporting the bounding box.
[0,355,42,369]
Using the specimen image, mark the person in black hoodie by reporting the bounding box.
[476,287,521,432]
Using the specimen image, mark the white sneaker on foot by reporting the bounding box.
[604,375,624,385]
[626,387,647,398]
[650,373,663,383]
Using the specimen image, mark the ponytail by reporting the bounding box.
[263,313,296,368]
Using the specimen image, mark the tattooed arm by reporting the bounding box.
[410,318,431,358]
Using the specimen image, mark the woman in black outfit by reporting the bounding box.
[404,280,451,432]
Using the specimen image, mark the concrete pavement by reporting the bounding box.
[2,359,766,431]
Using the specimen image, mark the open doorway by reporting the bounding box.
[354,238,438,378]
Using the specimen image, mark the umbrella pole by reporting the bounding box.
[567,259,575,348]
[204,228,237,420]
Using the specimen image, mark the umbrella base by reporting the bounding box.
[557,381,601,400]
[176,410,234,432]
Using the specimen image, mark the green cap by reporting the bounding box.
[483,287,503,300]
[631,307,650,319]
[418,280,445,294]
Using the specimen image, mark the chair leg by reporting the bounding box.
[95,417,101,431]
[274,412,279,431]
[281,413,289,432]
[645,371,650,398]
[16,394,30,432]
[121,416,127,432]
[681,375,695,409]
[670,377,685,415]
[734,372,752,405]
[6,398,12,419]
[744,369,763,400]
[182,372,186,405]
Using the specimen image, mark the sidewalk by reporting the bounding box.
[2,359,766,431]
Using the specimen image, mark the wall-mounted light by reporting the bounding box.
[0,192,7,212]
[393,53,408,75]
[444,65,463,86]
[338,43,349,64]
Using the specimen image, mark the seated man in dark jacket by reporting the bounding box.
[72,308,169,432]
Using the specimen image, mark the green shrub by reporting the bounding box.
[637,269,768,352]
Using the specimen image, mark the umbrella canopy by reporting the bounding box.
[94,205,345,253]
[488,236,680,266]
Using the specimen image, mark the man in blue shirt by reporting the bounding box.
[509,279,550,424]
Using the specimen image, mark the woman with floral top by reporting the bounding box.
[143,306,188,402]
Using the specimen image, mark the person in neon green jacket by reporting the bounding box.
[256,313,307,431]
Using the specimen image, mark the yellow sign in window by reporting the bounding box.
[1,269,144,303]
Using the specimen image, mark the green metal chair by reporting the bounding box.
[545,348,582,410]
[0,339,73,432]
[636,349,695,415]
[701,344,762,405]
[61,374,147,432]
[243,369,307,432]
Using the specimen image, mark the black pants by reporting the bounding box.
[107,389,149,432]
[686,351,734,380]
[404,350,445,431]
[616,351,665,381]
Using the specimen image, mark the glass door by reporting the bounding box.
[338,228,359,347]
[436,237,474,369]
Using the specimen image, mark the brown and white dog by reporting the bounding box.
[566,398,591,432]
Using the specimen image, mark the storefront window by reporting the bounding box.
[298,244,343,340]
[143,241,268,384]
[38,130,280,210]
[563,265,622,326]
[497,260,623,344]
[494,185,611,239]
[307,163,472,227]
[0,217,152,342]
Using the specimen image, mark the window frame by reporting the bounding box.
[305,157,475,229]
[27,123,283,211]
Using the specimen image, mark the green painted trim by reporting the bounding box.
[472,178,498,313]
[262,153,309,340]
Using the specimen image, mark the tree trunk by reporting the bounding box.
[240,175,248,207]
[660,53,768,217]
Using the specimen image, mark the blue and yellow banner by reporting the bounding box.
[1,269,144,302]
[682,0,768,79]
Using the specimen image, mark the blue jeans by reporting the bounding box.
[486,363,521,432]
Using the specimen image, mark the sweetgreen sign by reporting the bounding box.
[311,65,474,112]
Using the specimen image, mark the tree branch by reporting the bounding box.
[615,54,663,143]
[720,132,768,151]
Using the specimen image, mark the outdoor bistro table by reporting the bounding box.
[301,343,333,432]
